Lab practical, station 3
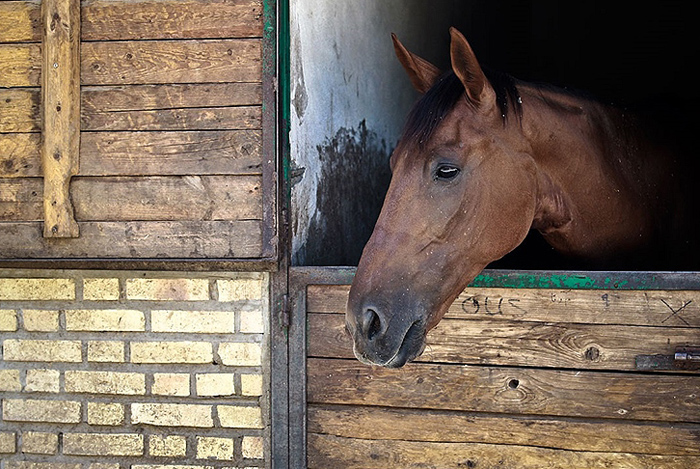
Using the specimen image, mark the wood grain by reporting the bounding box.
[1,131,262,178]
[0,89,41,133]
[0,44,41,87]
[308,313,700,370]
[41,0,81,238]
[307,358,700,423]
[0,220,262,259]
[0,176,262,222]
[309,405,700,456]
[81,39,261,85]
[307,284,700,327]
[0,0,262,43]
[308,432,700,469]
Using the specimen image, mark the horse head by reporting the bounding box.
[346,28,546,368]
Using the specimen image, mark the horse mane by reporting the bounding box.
[401,68,523,148]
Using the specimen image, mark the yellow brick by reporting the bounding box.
[151,310,235,334]
[131,403,213,428]
[218,342,262,366]
[3,398,81,423]
[3,339,82,362]
[0,278,75,300]
[83,278,120,300]
[149,434,187,457]
[217,405,263,429]
[126,278,209,301]
[196,373,235,397]
[241,374,264,396]
[25,369,60,393]
[22,309,59,331]
[131,341,213,364]
[5,464,80,469]
[0,369,22,392]
[242,435,264,459]
[65,309,145,331]
[87,340,125,362]
[63,433,143,456]
[87,402,125,426]
[240,307,265,333]
[0,431,16,453]
[21,431,58,454]
[217,277,263,302]
[0,309,18,331]
[65,370,145,395]
[152,373,190,396]
[196,436,234,460]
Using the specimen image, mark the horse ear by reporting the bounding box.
[392,33,441,94]
[449,27,495,106]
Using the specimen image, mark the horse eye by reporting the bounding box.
[434,165,461,181]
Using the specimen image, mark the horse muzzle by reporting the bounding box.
[346,303,427,368]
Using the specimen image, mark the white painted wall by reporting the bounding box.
[290,0,466,265]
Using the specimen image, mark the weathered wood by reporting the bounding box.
[0,176,261,222]
[307,358,700,423]
[1,131,261,178]
[308,433,700,469]
[307,284,700,327]
[81,0,263,40]
[81,83,263,112]
[41,0,81,238]
[308,313,700,371]
[0,133,41,177]
[309,405,700,456]
[81,39,262,85]
[0,44,41,87]
[0,0,262,43]
[83,106,261,131]
[0,1,41,43]
[0,220,262,258]
[0,84,263,133]
[0,89,41,133]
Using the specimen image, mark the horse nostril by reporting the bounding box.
[361,308,383,341]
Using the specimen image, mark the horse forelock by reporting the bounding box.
[400,69,522,149]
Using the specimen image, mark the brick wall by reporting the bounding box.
[0,271,268,469]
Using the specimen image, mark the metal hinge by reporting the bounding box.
[635,346,700,371]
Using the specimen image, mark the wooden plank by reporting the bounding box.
[0,1,41,43]
[0,176,262,222]
[309,405,700,456]
[82,105,261,131]
[307,284,700,327]
[0,0,263,43]
[307,358,700,423]
[0,84,263,133]
[81,83,263,111]
[0,89,41,133]
[308,432,700,469]
[1,131,262,178]
[308,313,700,371]
[0,133,41,177]
[81,39,262,85]
[0,44,41,87]
[81,0,263,40]
[41,0,81,238]
[0,220,262,258]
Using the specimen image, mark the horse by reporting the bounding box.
[345,27,700,368]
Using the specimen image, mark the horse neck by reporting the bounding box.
[517,83,671,260]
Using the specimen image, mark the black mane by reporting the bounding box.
[401,68,522,147]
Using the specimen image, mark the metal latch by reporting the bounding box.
[636,346,700,371]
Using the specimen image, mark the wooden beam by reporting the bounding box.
[41,0,80,237]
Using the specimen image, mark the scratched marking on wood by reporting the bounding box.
[41,0,80,237]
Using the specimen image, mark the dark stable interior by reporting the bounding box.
[306,0,700,270]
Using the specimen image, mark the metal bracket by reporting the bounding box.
[636,346,700,371]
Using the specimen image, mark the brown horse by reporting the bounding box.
[345,28,699,368]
